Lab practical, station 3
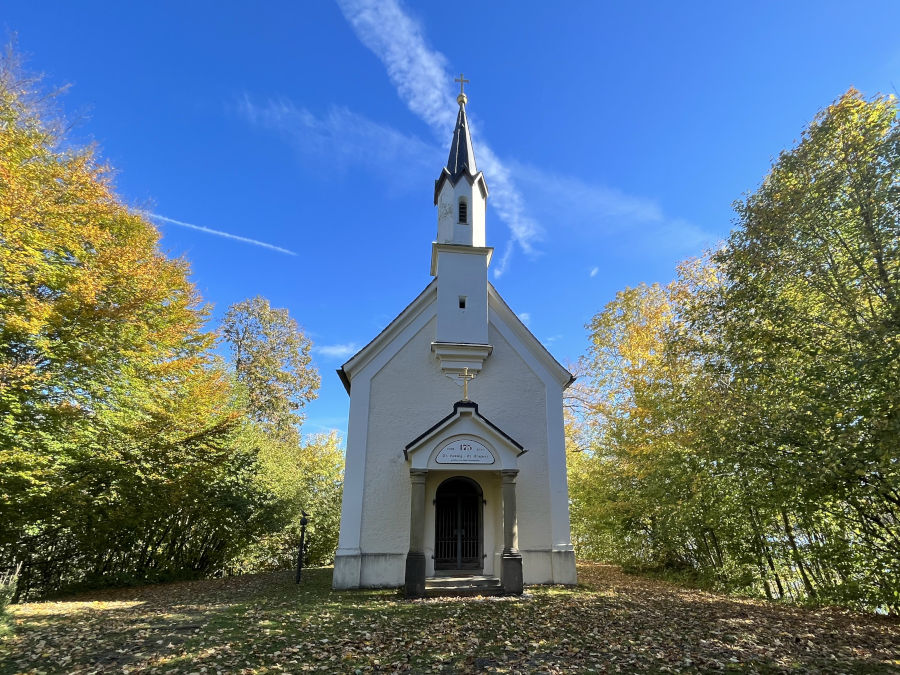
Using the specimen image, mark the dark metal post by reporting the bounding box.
[295,511,309,584]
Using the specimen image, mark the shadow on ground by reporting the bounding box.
[1,564,898,673]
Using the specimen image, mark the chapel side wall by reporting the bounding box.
[332,374,370,589]
[545,377,578,584]
[477,324,558,583]
[358,317,459,585]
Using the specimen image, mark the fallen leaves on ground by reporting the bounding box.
[1,564,898,673]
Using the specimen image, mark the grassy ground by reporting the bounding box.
[1,563,898,674]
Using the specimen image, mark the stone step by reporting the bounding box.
[427,575,500,588]
[424,576,502,597]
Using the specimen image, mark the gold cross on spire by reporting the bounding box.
[459,367,476,400]
[454,73,470,96]
[455,73,470,105]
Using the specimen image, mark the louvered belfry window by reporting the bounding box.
[458,198,468,224]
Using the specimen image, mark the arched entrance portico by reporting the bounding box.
[434,477,483,573]
[403,401,525,597]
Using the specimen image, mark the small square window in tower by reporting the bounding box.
[458,198,468,224]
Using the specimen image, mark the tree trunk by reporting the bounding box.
[780,507,817,599]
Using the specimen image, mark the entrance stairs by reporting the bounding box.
[424,575,502,598]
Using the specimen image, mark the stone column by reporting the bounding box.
[404,469,428,597]
[500,469,523,594]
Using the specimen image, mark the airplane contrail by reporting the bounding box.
[144,212,297,256]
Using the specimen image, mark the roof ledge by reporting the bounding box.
[431,342,492,375]
[430,242,493,275]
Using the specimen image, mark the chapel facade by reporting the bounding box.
[333,84,577,596]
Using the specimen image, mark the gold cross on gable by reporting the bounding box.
[459,367,476,400]
[455,73,470,96]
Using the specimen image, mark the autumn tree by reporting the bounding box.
[691,89,900,608]
[220,298,345,569]
[569,274,723,573]
[222,296,320,440]
[0,50,317,597]
[572,90,900,613]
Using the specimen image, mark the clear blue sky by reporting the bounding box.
[5,1,898,439]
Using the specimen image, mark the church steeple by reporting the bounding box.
[430,75,493,350]
[434,75,489,249]
[446,89,476,180]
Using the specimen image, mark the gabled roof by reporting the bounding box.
[403,400,527,471]
[487,283,576,390]
[337,279,437,394]
[404,400,526,460]
[335,279,575,395]
[433,168,488,205]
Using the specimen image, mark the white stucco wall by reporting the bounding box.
[436,179,485,248]
[333,292,576,589]
[434,248,489,345]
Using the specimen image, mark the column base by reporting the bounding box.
[501,551,524,595]
[404,551,426,598]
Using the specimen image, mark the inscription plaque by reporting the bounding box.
[436,439,494,465]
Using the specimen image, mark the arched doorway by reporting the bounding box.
[434,477,483,572]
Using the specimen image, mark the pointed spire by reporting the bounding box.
[446,74,476,180]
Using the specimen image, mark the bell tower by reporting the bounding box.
[430,75,493,374]
[434,75,488,247]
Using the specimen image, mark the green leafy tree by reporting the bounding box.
[222,296,320,439]
[572,89,900,613]
[692,89,900,608]
[0,50,300,598]
[569,275,724,576]
[230,431,344,571]
[221,298,344,569]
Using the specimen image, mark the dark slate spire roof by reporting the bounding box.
[445,98,477,180]
[433,92,488,205]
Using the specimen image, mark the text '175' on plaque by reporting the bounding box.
[435,439,494,464]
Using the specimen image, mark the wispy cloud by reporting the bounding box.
[511,165,717,256]
[517,312,531,327]
[336,0,541,276]
[335,0,454,131]
[477,145,542,258]
[493,241,515,279]
[590,266,599,278]
[237,97,440,180]
[144,212,297,256]
[236,0,707,268]
[314,342,361,359]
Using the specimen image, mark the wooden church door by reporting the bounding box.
[434,477,482,572]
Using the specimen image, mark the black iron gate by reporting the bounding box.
[434,477,482,571]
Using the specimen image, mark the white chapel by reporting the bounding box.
[333,81,577,596]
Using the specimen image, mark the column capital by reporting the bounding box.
[500,469,519,483]
[410,468,429,484]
